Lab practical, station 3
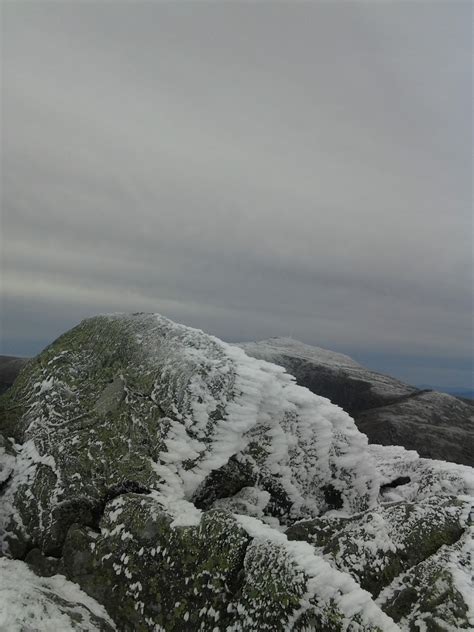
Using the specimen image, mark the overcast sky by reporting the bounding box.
[1,1,472,388]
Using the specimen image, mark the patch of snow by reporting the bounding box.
[238,338,362,370]
[0,448,15,486]
[0,558,116,631]
[0,439,63,553]
[370,444,474,504]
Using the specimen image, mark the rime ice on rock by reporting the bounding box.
[0,313,473,631]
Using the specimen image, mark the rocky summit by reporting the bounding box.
[0,313,473,631]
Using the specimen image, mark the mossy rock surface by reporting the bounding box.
[287,495,468,596]
[0,313,379,555]
[60,495,390,631]
[62,499,251,631]
[377,528,474,630]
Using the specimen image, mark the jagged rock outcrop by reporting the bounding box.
[239,338,474,466]
[0,314,473,631]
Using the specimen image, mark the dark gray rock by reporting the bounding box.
[0,355,30,395]
[24,547,61,577]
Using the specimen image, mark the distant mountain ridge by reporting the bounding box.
[417,384,474,400]
[239,337,474,466]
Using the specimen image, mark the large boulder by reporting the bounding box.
[0,314,377,557]
[286,495,468,596]
[0,314,472,631]
[239,337,474,466]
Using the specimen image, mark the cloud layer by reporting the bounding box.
[1,2,472,387]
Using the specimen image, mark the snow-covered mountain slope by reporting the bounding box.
[357,390,474,465]
[239,337,474,466]
[239,338,417,407]
[0,314,472,631]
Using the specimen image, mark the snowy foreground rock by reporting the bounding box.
[0,313,472,631]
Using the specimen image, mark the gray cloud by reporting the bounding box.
[1,1,472,387]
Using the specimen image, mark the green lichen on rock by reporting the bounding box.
[230,538,347,632]
[60,494,390,631]
[61,496,251,631]
[287,495,467,597]
[378,527,473,630]
[0,316,170,553]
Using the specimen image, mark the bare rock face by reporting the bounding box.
[0,355,30,395]
[0,314,473,631]
[239,338,474,466]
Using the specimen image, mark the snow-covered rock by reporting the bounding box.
[0,557,116,631]
[0,314,472,631]
[0,314,378,556]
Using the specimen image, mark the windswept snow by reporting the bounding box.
[369,444,474,503]
[236,514,401,632]
[111,314,381,522]
[0,558,116,631]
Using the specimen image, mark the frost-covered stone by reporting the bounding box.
[0,313,473,631]
[0,313,378,555]
[60,495,395,632]
[377,527,474,630]
[287,495,469,596]
[60,498,252,631]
